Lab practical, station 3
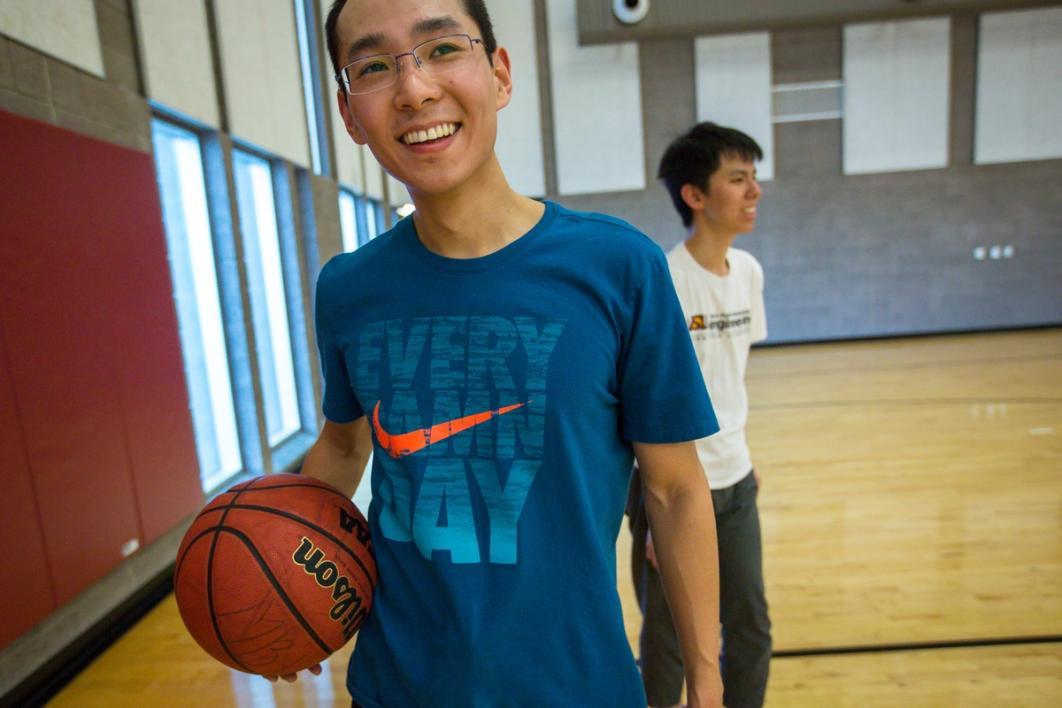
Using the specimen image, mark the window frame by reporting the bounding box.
[151,113,259,494]
[230,142,318,469]
[293,0,331,176]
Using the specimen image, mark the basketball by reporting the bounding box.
[173,474,376,676]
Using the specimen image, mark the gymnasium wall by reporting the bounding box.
[4,1,310,691]
[0,0,347,689]
[0,0,216,668]
[0,110,203,647]
[1,0,154,656]
[553,12,1062,342]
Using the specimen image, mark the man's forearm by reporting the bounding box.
[301,420,371,498]
[643,474,721,694]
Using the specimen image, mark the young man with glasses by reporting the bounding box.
[292,2,724,705]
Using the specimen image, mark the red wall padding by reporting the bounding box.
[0,110,203,638]
[76,130,204,546]
[0,322,56,648]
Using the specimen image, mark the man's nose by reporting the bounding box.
[393,54,440,109]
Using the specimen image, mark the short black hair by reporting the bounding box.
[325,0,498,90]
[657,122,763,228]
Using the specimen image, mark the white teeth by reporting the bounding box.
[402,123,458,144]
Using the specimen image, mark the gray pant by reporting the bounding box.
[628,469,771,708]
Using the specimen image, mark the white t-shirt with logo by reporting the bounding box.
[667,244,766,489]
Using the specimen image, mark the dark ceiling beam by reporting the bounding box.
[577,0,1060,44]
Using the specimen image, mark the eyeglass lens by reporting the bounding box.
[342,34,479,95]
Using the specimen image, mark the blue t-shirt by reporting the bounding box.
[315,201,718,707]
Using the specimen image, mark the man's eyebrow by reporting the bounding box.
[345,32,386,63]
[412,16,463,37]
[343,17,463,64]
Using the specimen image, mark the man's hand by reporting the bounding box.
[687,671,725,708]
[264,662,323,683]
[754,469,762,489]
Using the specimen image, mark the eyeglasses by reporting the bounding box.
[336,33,485,96]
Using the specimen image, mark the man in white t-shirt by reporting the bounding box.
[629,122,771,708]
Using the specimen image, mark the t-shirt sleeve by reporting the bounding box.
[315,265,364,423]
[750,255,768,343]
[619,246,720,443]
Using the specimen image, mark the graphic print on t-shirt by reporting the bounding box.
[690,309,752,340]
[371,400,528,458]
[355,315,567,566]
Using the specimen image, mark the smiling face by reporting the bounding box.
[333,0,512,197]
[681,154,762,236]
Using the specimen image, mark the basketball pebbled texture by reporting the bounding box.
[174,474,376,676]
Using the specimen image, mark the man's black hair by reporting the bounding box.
[325,0,498,90]
[657,122,763,228]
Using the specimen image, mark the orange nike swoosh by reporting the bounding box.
[372,400,528,458]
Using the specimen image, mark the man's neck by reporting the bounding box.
[409,155,544,259]
[685,222,737,277]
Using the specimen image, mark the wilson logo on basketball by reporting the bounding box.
[292,537,367,640]
[339,507,372,547]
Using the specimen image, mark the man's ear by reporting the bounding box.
[336,89,368,145]
[680,183,707,213]
[492,47,513,111]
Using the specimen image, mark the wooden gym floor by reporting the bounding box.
[49,329,1062,706]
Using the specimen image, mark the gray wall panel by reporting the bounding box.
[949,14,976,166]
[772,26,841,83]
[773,118,841,179]
[639,39,695,187]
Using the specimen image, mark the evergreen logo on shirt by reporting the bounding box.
[355,316,567,565]
[691,310,752,339]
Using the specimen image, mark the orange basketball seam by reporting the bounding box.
[222,504,376,588]
[210,480,354,502]
[211,525,333,662]
[204,476,263,673]
[174,525,225,582]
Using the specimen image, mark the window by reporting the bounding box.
[297,169,324,309]
[364,198,382,241]
[338,190,391,250]
[339,189,359,252]
[232,150,302,447]
[152,120,242,492]
[294,0,329,175]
